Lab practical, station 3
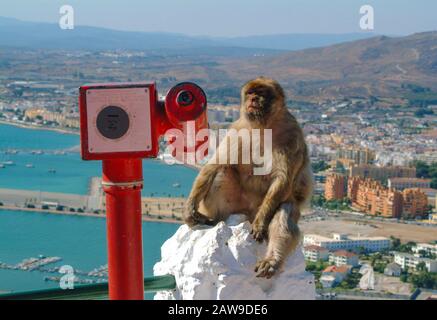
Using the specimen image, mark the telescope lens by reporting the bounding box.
[177,90,194,106]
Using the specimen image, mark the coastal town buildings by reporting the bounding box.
[348,177,403,218]
[402,189,429,218]
[394,252,437,272]
[384,263,402,277]
[388,178,431,191]
[303,233,391,253]
[335,147,375,168]
[347,177,428,218]
[320,265,352,288]
[324,174,347,200]
[350,165,416,183]
[24,107,80,129]
[412,243,437,257]
[329,250,359,267]
[303,245,330,262]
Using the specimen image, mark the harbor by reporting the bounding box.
[0,209,179,292]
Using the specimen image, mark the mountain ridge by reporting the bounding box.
[0,16,376,52]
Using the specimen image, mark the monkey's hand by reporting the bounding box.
[183,200,215,227]
[250,217,268,242]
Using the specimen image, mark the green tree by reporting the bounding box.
[410,272,436,289]
[311,160,330,173]
[400,274,409,283]
[416,262,427,272]
[390,236,401,250]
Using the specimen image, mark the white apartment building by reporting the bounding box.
[329,250,359,267]
[303,245,329,262]
[303,233,391,253]
[412,243,437,257]
[394,252,437,272]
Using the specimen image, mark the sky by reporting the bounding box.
[1,0,436,37]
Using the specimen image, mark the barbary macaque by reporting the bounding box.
[184,77,313,278]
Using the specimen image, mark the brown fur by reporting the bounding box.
[183,77,313,278]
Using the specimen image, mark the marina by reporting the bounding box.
[0,255,109,285]
[0,209,179,292]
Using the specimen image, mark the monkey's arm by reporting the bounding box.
[183,163,221,226]
[251,150,303,241]
[184,133,234,226]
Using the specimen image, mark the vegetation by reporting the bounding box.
[311,195,351,211]
[311,194,326,207]
[305,260,330,285]
[373,261,387,273]
[410,272,437,289]
[414,108,434,118]
[418,250,437,260]
[413,161,437,188]
[401,270,437,290]
[337,271,362,290]
[390,236,416,253]
[311,160,330,173]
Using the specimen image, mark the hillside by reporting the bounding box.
[218,32,437,103]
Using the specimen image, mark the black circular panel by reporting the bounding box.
[96,106,130,139]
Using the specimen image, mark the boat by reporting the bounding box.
[2,161,15,166]
[26,163,34,168]
[172,182,181,188]
[0,164,5,168]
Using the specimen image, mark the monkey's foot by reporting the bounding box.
[254,258,280,279]
[183,205,215,227]
[250,221,267,242]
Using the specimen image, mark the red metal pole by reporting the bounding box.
[102,158,144,300]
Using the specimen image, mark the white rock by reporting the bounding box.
[154,214,315,300]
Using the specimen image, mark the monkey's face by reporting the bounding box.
[241,78,285,123]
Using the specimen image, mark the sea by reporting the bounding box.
[0,123,196,296]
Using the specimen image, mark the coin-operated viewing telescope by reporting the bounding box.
[79,82,208,160]
[78,82,209,300]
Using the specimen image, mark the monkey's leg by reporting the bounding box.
[254,203,301,279]
[198,166,249,224]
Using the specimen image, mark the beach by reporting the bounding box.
[0,119,79,136]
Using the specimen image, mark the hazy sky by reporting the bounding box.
[2,0,436,36]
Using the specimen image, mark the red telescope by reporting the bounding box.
[79,81,208,160]
[78,82,208,300]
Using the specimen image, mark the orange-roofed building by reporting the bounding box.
[320,265,352,288]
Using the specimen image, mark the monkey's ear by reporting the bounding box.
[272,82,285,100]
